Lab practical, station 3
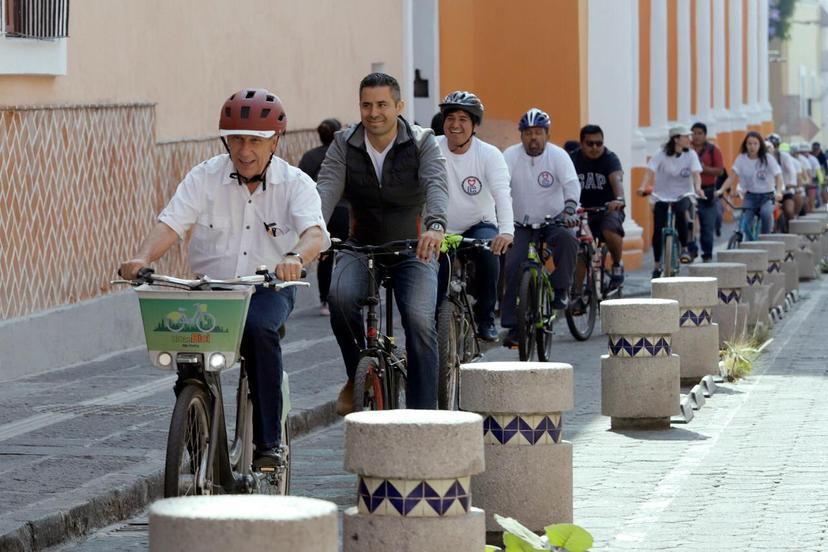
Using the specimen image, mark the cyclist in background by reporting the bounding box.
[691,122,725,262]
[716,131,783,236]
[768,135,799,229]
[637,126,704,278]
[119,89,329,469]
[435,91,513,341]
[569,124,626,294]
[501,108,579,348]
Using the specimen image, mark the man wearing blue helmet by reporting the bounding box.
[501,108,579,348]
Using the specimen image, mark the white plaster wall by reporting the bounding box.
[411,0,440,126]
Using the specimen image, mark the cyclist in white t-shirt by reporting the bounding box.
[768,134,798,230]
[637,126,704,278]
[501,108,579,348]
[717,131,783,236]
[435,91,514,341]
[120,89,329,470]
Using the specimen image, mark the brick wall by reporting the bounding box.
[0,104,319,320]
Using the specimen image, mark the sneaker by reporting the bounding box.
[253,445,285,471]
[609,264,625,288]
[568,294,586,316]
[335,379,355,416]
[552,289,568,310]
[652,267,663,279]
[680,248,692,264]
[702,255,712,263]
[319,302,331,316]
[502,329,519,349]
[476,320,498,342]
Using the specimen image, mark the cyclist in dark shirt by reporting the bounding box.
[569,124,626,292]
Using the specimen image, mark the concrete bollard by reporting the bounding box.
[717,250,770,328]
[802,213,828,260]
[601,299,680,430]
[688,263,749,347]
[460,362,573,535]
[149,495,338,552]
[740,241,786,312]
[758,234,799,296]
[343,410,485,552]
[651,277,719,386]
[789,219,822,279]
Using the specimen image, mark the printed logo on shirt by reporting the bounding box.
[264,222,289,237]
[461,176,483,196]
[756,169,767,181]
[538,171,556,188]
[580,172,607,190]
[679,168,692,178]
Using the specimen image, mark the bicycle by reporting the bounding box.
[513,217,566,362]
[164,303,216,333]
[640,191,690,277]
[721,194,774,249]
[436,235,489,409]
[329,239,418,412]
[113,267,308,498]
[565,206,621,341]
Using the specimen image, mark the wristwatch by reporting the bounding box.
[285,251,304,265]
[429,222,445,233]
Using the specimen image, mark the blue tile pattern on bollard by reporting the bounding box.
[719,288,742,304]
[482,414,563,445]
[357,476,470,517]
[768,261,782,273]
[679,308,712,327]
[746,271,765,286]
[608,335,672,357]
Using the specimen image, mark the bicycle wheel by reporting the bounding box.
[164,384,213,497]
[726,231,742,250]
[662,232,677,277]
[536,278,556,361]
[353,356,387,412]
[516,270,537,361]
[436,301,461,410]
[196,313,217,333]
[565,267,597,341]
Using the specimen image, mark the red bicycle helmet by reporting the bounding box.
[219,89,287,138]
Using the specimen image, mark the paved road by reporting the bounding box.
[48,275,828,551]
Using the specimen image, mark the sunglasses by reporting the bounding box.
[584,140,603,147]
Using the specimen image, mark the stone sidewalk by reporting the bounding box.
[51,276,828,551]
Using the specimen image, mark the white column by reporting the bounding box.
[712,0,732,131]
[758,0,773,122]
[695,0,713,125]
[401,0,415,122]
[745,0,762,125]
[631,0,647,166]
[644,0,669,150]
[676,0,692,125]
[729,0,748,131]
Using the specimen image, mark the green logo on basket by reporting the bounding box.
[154,303,230,334]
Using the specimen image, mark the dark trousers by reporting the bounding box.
[697,199,719,258]
[318,205,350,303]
[328,251,439,409]
[652,198,692,263]
[437,222,500,326]
[501,225,578,329]
[240,285,296,449]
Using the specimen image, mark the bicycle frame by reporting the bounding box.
[661,204,681,277]
[445,248,482,362]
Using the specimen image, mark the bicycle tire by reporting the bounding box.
[726,231,742,250]
[536,278,555,361]
[516,270,537,361]
[164,384,213,497]
[662,232,676,277]
[196,313,217,333]
[353,356,386,412]
[565,266,598,341]
[436,301,461,410]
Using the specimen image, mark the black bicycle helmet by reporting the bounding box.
[439,91,484,125]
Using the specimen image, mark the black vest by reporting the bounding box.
[344,122,425,245]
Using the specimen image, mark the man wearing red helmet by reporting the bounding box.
[120,89,329,469]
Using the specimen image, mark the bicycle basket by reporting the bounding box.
[134,285,253,369]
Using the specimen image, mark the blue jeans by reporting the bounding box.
[741,192,774,237]
[328,250,439,409]
[240,285,296,449]
[501,225,578,329]
[697,199,719,258]
[437,222,500,326]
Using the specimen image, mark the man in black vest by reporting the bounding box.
[317,73,449,415]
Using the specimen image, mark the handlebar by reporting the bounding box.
[441,235,493,253]
[328,239,419,255]
[112,266,310,291]
[514,216,568,230]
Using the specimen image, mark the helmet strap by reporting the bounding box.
[449,131,475,153]
[225,137,279,191]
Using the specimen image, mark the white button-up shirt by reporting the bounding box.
[159,154,330,279]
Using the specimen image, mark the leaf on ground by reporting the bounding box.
[545,523,594,552]
[503,532,548,551]
[495,514,548,549]
[486,546,503,552]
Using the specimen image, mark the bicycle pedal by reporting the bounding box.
[256,466,276,473]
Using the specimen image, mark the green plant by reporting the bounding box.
[819,259,828,274]
[769,0,798,41]
[720,333,773,381]
[488,514,594,552]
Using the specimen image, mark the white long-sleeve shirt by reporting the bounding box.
[437,136,514,235]
[503,142,580,225]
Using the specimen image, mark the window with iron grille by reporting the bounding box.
[3,0,70,39]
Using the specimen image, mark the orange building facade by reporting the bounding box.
[438,0,773,269]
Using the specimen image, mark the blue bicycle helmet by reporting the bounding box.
[518,108,551,131]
